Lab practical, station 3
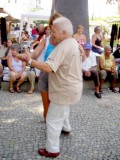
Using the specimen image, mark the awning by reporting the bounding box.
[0,8,8,17]
[5,15,20,23]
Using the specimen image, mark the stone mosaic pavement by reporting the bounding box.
[0,89,120,160]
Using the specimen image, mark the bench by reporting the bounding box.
[2,66,30,82]
[1,66,120,91]
[1,67,39,91]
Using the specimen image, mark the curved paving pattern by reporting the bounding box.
[0,89,120,160]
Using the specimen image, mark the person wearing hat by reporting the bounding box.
[7,44,27,93]
[82,43,101,99]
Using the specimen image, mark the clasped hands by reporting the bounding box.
[111,67,116,75]
[85,71,91,77]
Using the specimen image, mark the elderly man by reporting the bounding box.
[19,17,83,157]
[82,43,101,98]
[31,24,45,49]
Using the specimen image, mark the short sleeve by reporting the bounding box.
[45,43,67,72]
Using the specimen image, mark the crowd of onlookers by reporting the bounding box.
[73,25,120,99]
[0,18,120,98]
[67,23,118,98]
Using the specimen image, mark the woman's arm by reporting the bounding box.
[99,57,104,70]
[31,41,39,48]
[112,58,116,71]
[1,49,11,60]
[31,38,46,60]
[92,35,101,48]
[20,35,24,43]
[5,49,12,59]
[99,35,103,47]
[79,45,86,62]
[31,37,38,44]
[83,34,86,43]
[19,61,26,75]
[7,56,17,73]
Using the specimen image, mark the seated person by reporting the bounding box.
[116,38,120,48]
[0,39,13,67]
[99,46,118,93]
[112,46,120,64]
[82,43,101,99]
[21,47,36,94]
[92,26,104,54]
[113,45,120,90]
[7,45,27,93]
[73,25,86,48]
[31,24,45,49]
[20,31,29,42]
[31,26,37,40]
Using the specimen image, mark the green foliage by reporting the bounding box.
[33,20,48,26]
[89,16,120,21]
[101,26,109,39]
[102,39,118,47]
[106,0,118,4]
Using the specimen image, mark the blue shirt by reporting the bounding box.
[44,42,55,61]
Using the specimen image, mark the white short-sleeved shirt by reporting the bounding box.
[46,38,83,105]
[82,51,97,71]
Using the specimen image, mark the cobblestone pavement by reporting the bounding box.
[0,89,120,160]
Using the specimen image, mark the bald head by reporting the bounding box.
[51,17,73,43]
[38,24,45,33]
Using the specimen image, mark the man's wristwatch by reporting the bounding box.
[27,59,32,67]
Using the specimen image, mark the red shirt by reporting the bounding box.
[37,31,45,41]
[32,28,37,35]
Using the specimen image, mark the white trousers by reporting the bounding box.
[46,102,71,153]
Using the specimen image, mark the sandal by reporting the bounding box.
[16,86,22,93]
[9,88,15,93]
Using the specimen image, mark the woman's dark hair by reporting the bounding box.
[94,26,101,33]
[48,12,62,29]
[36,28,39,33]
[24,31,28,35]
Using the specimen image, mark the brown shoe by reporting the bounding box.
[38,148,60,157]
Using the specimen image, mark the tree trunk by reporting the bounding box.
[51,0,90,42]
